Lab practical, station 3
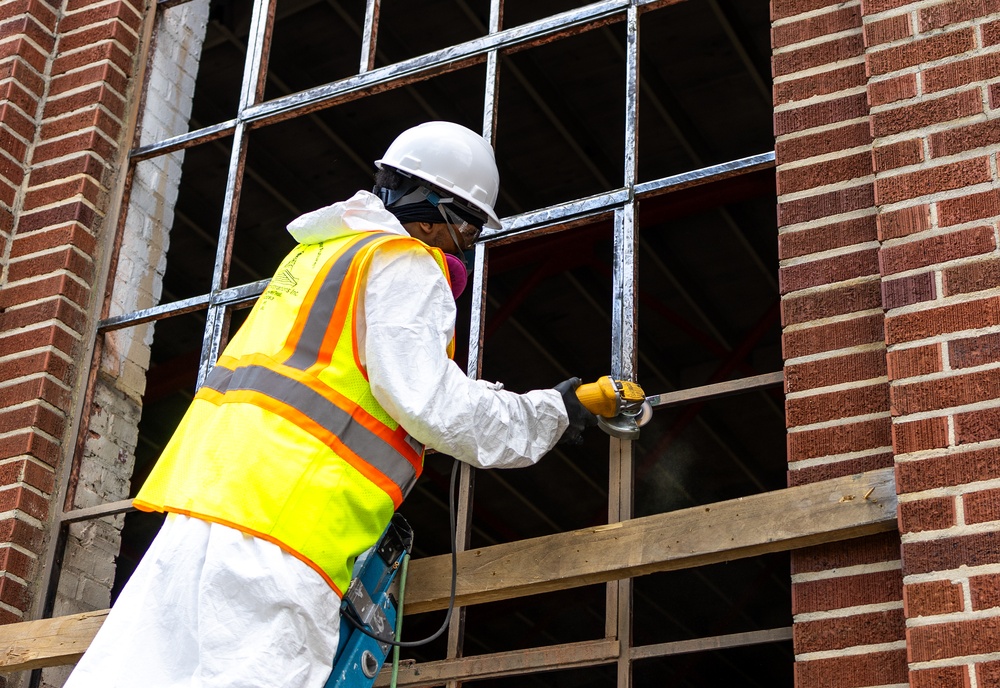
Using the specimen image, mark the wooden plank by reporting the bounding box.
[0,610,108,671]
[374,639,619,687]
[402,467,896,614]
[0,469,895,672]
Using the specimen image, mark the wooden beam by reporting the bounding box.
[0,468,896,673]
[402,467,897,613]
[374,638,619,687]
[0,610,108,671]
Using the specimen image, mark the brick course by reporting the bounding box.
[867,27,976,75]
[970,572,1000,610]
[924,51,1000,93]
[793,608,905,653]
[903,578,964,617]
[793,649,907,687]
[886,343,942,379]
[875,156,991,206]
[908,615,1000,662]
[909,665,968,688]
[881,271,935,309]
[787,415,892,461]
[792,566,903,613]
[877,203,931,241]
[778,214,877,260]
[782,280,883,326]
[780,247,879,294]
[903,531,1000,575]
[772,6,861,48]
[775,121,872,164]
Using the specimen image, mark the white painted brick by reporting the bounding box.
[47,5,211,679]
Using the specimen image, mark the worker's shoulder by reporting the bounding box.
[368,233,440,260]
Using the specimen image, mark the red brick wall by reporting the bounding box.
[874,0,1000,684]
[775,0,1000,684]
[0,0,147,626]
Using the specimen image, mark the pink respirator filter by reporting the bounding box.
[444,253,468,299]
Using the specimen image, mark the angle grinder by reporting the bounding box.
[575,376,653,440]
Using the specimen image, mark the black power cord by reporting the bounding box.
[340,458,460,647]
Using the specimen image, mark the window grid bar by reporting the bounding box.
[359,0,380,73]
[612,8,639,680]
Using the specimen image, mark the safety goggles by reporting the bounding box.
[437,201,483,250]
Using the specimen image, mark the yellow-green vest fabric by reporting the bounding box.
[134,231,454,595]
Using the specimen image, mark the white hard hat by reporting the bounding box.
[376,121,502,230]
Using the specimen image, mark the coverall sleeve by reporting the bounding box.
[362,243,569,468]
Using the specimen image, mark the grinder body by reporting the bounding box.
[574,376,652,440]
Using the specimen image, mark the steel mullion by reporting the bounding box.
[240,0,276,107]
[489,0,503,37]
[635,0,686,8]
[198,124,248,386]
[132,149,773,249]
[484,50,500,141]
[613,8,639,686]
[195,0,272,386]
[130,119,237,161]
[607,203,637,652]
[610,208,637,379]
[359,0,380,73]
[96,276,268,333]
[482,0,502,145]
[479,151,774,243]
[448,243,488,665]
[623,3,638,193]
[484,189,628,240]
[97,294,210,332]
[634,151,774,197]
[447,17,503,661]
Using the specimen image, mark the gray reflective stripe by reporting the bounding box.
[284,232,389,371]
[202,366,233,393]
[202,363,418,498]
[404,434,423,455]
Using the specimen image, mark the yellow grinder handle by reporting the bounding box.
[575,377,620,418]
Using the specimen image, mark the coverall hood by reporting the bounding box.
[287,190,407,245]
[287,190,470,299]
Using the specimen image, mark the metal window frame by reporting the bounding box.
[41,0,790,683]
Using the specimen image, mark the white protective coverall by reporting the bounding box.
[64,190,569,688]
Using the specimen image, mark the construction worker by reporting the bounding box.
[64,121,596,687]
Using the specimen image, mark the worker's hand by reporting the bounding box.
[554,377,598,445]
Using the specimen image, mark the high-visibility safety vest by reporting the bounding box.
[134,231,455,596]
